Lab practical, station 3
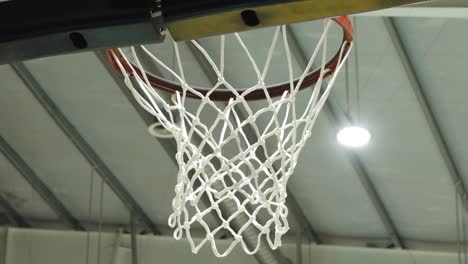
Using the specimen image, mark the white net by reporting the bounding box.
[110,19,352,257]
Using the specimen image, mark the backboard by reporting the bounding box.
[0,0,425,63]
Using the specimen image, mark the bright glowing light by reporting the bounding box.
[337,126,371,148]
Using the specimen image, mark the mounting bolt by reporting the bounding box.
[241,10,260,27]
[69,32,88,49]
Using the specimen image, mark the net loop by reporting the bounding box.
[107,17,352,257]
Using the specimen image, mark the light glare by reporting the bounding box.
[337,126,371,147]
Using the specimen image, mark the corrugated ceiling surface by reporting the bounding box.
[1,14,468,246]
[23,53,180,225]
[329,17,457,241]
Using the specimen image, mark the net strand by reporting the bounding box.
[111,20,351,257]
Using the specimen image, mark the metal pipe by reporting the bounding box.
[130,213,138,264]
[110,229,123,264]
[296,224,303,264]
[0,135,83,230]
[285,25,406,249]
[10,63,161,235]
[0,193,30,228]
[383,18,468,211]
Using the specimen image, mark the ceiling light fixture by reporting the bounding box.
[337,126,371,147]
[337,17,371,148]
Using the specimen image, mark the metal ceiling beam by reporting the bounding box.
[383,18,468,210]
[0,193,31,228]
[0,135,83,230]
[285,26,406,249]
[0,213,8,225]
[184,41,322,244]
[10,62,161,235]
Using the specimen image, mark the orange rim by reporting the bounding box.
[106,16,353,101]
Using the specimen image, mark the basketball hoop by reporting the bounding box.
[106,16,353,256]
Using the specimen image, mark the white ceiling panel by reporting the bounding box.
[0,64,127,223]
[1,12,468,249]
[23,53,181,225]
[0,153,56,220]
[329,17,458,241]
